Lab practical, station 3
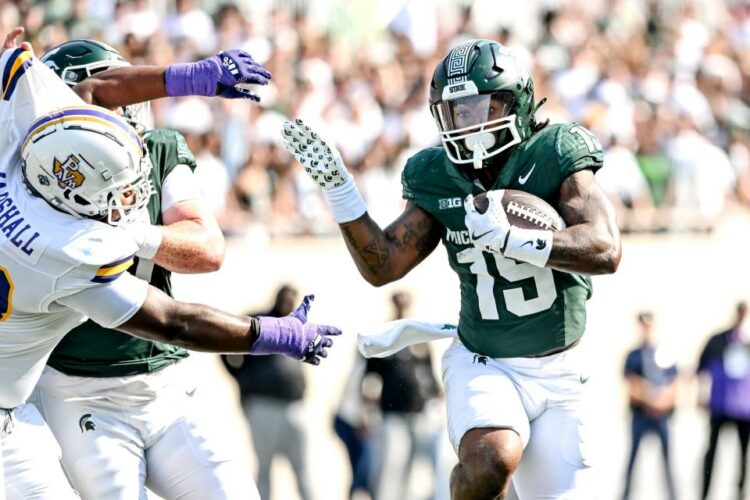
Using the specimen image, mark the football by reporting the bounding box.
[473,190,565,231]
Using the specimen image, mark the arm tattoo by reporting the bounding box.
[339,205,441,283]
[397,219,438,258]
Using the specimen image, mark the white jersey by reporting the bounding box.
[0,48,148,409]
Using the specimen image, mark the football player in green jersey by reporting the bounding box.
[283,39,621,499]
[32,40,261,500]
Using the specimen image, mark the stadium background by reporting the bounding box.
[5,0,750,498]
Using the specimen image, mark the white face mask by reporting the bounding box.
[432,92,521,169]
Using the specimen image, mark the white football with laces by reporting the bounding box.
[473,189,565,231]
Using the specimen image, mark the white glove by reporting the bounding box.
[464,191,510,254]
[121,221,162,260]
[281,118,366,223]
[281,118,351,190]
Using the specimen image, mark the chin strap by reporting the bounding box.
[472,148,485,170]
[465,132,496,170]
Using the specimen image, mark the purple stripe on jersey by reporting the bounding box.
[91,273,123,284]
[99,253,136,270]
[2,49,33,101]
[2,58,32,102]
[26,107,143,152]
[1,48,22,90]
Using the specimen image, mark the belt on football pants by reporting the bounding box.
[526,339,580,358]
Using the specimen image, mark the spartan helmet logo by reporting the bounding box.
[52,154,86,190]
[78,413,96,433]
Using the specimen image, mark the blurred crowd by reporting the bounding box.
[3,0,750,237]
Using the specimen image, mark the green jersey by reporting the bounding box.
[47,129,198,377]
[402,123,603,358]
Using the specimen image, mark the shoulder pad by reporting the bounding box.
[402,147,445,200]
[144,128,198,177]
[554,123,604,173]
[524,123,603,179]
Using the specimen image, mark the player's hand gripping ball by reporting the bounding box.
[472,190,565,230]
[465,190,564,254]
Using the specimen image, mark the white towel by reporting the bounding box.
[357,319,458,358]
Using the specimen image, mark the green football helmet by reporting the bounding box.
[41,39,150,130]
[429,39,538,169]
[40,39,128,85]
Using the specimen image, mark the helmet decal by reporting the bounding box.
[446,39,478,82]
[52,154,86,189]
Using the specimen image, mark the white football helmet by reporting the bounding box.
[21,105,153,226]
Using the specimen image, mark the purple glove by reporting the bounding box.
[251,295,342,365]
[165,50,272,101]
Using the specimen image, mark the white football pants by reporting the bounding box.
[1,403,79,499]
[33,361,257,500]
[442,339,595,499]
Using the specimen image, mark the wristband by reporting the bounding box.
[503,226,553,268]
[324,180,367,223]
[125,223,163,260]
[251,315,306,358]
[247,316,261,352]
[164,61,217,97]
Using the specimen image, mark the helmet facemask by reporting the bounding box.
[102,154,154,226]
[432,89,521,170]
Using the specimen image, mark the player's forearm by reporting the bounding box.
[154,220,224,273]
[122,293,256,353]
[338,204,440,286]
[163,303,256,352]
[73,66,167,108]
[339,214,405,286]
[547,223,621,275]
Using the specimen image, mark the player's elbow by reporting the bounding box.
[194,234,225,272]
[598,240,621,274]
[200,246,224,272]
[362,269,404,287]
[364,274,389,287]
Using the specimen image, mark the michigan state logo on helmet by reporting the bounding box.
[429,39,541,170]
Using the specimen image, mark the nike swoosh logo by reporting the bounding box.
[520,240,534,247]
[471,230,493,240]
[186,388,197,397]
[518,163,536,185]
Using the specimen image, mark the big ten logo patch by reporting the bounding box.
[439,197,462,210]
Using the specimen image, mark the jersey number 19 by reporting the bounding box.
[457,248,556,318]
